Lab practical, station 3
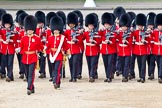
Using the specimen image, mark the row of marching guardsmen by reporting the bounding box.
[0,6,162,95]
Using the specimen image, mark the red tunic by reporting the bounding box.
[20,35,43,64]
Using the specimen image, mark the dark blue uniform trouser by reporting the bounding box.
[39,52,46,75]
[94,54,99,77]
[119,56,131,78]
[112,54,117,74]
[116,55,122,73]
[52,61,62,84]
[155,55,162,78]
[86,55,98,78]
[102,54,115,79]
[47,54,52,78]
[16,53,25,75]
[136,55,147,80]
[24,62,36,90]
[77,52,83,76]
[147,54,156,76]
[1,54,14,79]
[130,54,136,76]
[69,54,80,80]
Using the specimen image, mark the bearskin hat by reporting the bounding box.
[127,12,136,21]
[24,15,37,32]
[0,9,6,21]
[147,12,156,26]
[113,6,126,19]
[15,10,26,23]
[101,12,114,25]
[155,13,162,26]
[35,11,45,24]
[46,12,57,27]
[67,12,78,26]
[73,10,83,27]
[56,11,66,26]
[135,13,146,26]
[18,13,28,26]
[85,13,98,28]
[111,13,116,23]
[2,13,13,27]
[50,16,64,34]
[119,13,131,27]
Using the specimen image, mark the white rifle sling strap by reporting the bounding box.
[49,35,65,63]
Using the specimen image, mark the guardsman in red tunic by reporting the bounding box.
[35,11,47,79]
[113,6,126,76]
[100,12,117,82]
[132,14,150,83]
[127,11,136,80]
[152,14,162,83]
[20,15,43,95]
[146,12,156,80]
[0,14,17,82]
[83,13,101,82]
[45,12,57,82]
[47,16,70,89]
[117,13,132,82]
[0,9,6,79]
[64,12,83,82]
[56,11,67,78]
[15,13,28,79]
[73,10,84,80]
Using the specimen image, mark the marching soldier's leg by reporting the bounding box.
[0,54,7,79]
[6,54,14,82]
[52,61,62,89]
[38,53,46,78]
[72,54,80,82]
[102,54,108,82]
[137,55,142,82]
[89,56,98,82]
[77,53,83,79]
[116,55,122,76]
[27,62,36,95]
[129,54,136,80]
[68,55,73,82]
[86,56,91,79]
[47,54,53,82]
[140,55,147,83]
[158,56,162,83]
[122,56,131,82]
[94,54,99,79]
[17,53,24,79]
[148,54,156,80]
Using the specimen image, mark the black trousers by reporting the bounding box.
[129,54,136,76]
[52,60,62,84]
[1,54,14,79]
[77,52,83,76]
[16,53,25,75]
[24,62,36,90]
[68,54,80,80]
[86,55,98,78]
[155,55,162,78]
[102,54,115,79]
[119,56,131,78]
[47,54,53,78]
[147,54,156,76]
[39,52,46,75]
[136,55,147,80]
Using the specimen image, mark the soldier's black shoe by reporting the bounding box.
[38,73,46,78]
[122,77,128,82]
[54,83,58,89]
[73,79,77,82]
[128,74,135,80]
[77,75,82,80]
[158,78,162,84]
[89,77,95,82]
[31,89,35,94]
[19,74,24,79]
[137,78,141,82]
[6,77,14,82]
[104,79,108,82]
[1,74,6,79]
[148,74,154,80]
[49,78,53,82]
[141,79,145,83]
[116,71,120,76]
[24,78,27,82]
[69,79,77,82]
[107,78,112,83]
[27,90,32,95]
[94,75,98,79]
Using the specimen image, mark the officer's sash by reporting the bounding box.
[49,35,65,63]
